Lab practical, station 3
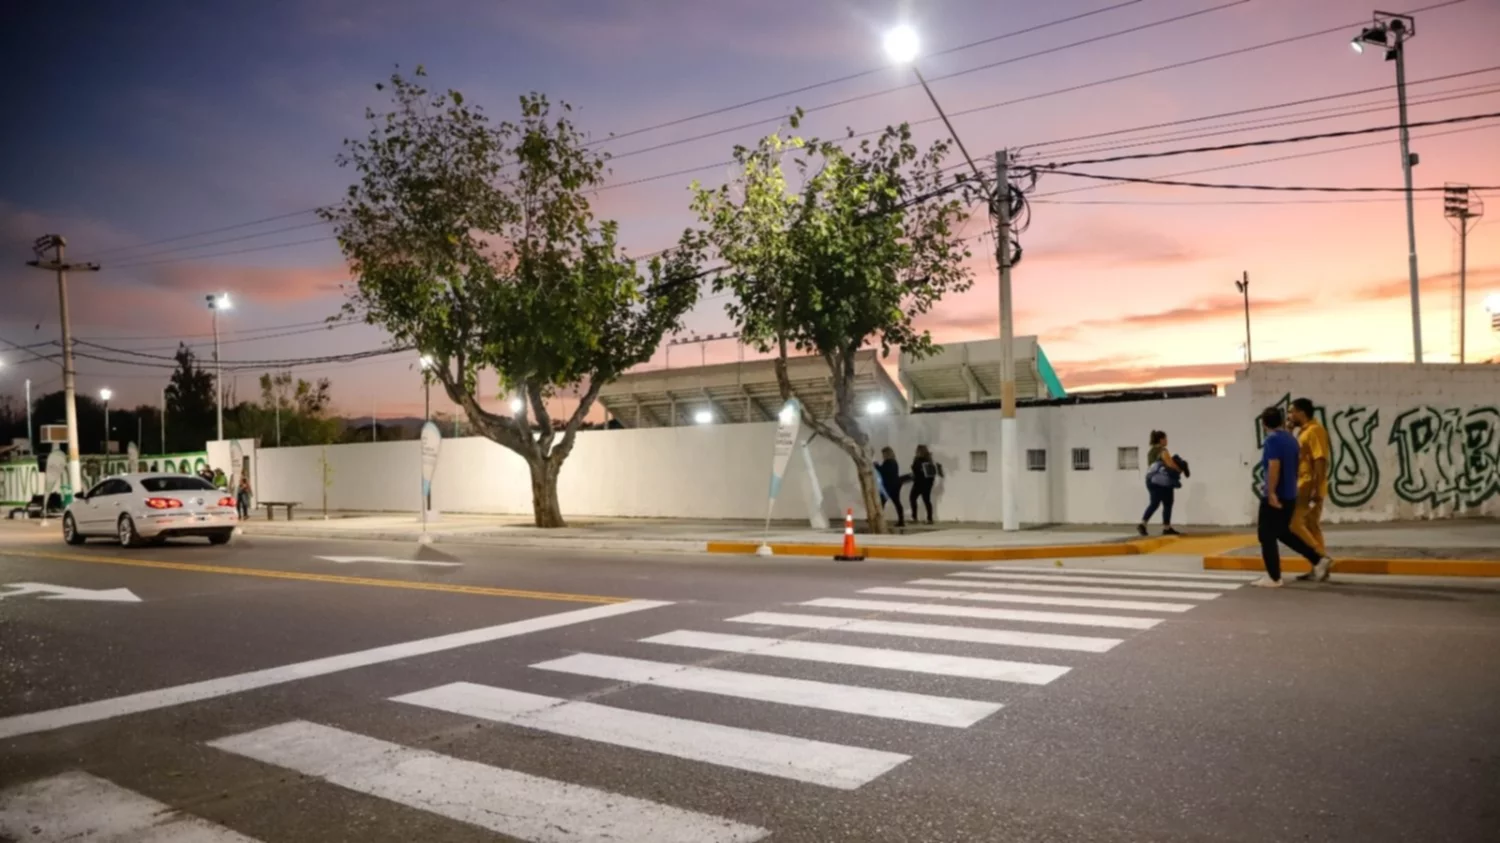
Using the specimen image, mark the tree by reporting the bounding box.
[165,344,216,451]
[691,121,975,533]
[323,68,699,527]
[229,371,339,446]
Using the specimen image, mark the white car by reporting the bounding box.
[62,473,238,547]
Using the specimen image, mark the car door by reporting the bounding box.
[84,479,130,533]
[76,481,113,533]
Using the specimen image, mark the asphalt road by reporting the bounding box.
[1,523,1497,842]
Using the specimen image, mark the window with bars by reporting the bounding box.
[1118,446,1140,470]
[1072,448,1091,471]
[1026,449,1046,471]
[970,451,988,473]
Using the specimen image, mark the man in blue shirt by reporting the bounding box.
[1255,406,1324,587]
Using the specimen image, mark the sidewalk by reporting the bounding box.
[241,512,1181,561]
[1205,520,1500,577]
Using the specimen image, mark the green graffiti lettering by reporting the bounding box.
[1389,407,1465,506]
[1457,408,1500,508]
[1328,407,1380,508]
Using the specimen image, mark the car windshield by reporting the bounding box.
[139,476,218,493]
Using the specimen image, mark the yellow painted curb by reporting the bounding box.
[1203,554,1500,578]
[0,549,629,604]
[708,536,1174,563]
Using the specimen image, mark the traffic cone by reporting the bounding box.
[835,508,865,561]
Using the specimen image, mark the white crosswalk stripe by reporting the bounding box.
[984,565,1255,581]
[393,682,909,790]
[532,653,1003,727]
[641,629,1071,685]
[951,571,1244,590]
[861,586,1197,613]
[906,578,1221,601]
[727,611,1124,653]
[210,719,770,841]
[0,771,262,842]
[802,597,1163,629]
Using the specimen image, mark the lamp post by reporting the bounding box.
[1234,271,1251,366]
[206,293,231,441]
[1444,185,1485,362]
[419,354,435,421]
[885,23,1019,531]
[1351,11,1421,363]
[99,388,113,455]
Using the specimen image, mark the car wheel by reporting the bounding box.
[208,529,233,546]
[63,513,86,545]
[118,515,142,548]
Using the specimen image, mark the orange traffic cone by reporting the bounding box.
[835,508,865,561]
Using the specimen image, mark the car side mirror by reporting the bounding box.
[74,492,87,501]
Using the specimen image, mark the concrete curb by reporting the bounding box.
[1204,554,1500,578]
[707,536,1175,562]
[244,527,709,554]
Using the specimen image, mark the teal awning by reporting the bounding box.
[1035,345,1067,398]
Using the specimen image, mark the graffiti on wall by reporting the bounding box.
[1251,395,1499,512]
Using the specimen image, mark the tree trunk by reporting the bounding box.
[854,455,888,534]
[527,456,566,528]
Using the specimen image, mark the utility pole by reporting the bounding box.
[1235,272,1252,365]
[206,293,231,442]
[24,378,33,456]
[995,150,1018,533]
[161,387,167,454]
[1444,185,1484,363]
[26,235,97,496]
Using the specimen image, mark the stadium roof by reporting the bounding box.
[898,337,1066,409]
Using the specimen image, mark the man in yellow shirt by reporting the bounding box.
[1288,398,1334,582]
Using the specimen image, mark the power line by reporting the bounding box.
[1034,196,1445,206]
[607,1,1251,163]
[591,0,1150,147]
[1040,170,1500,193]
[74,207,327,262]
[95,219,331,264]
[1031,79,1500,160]
[111,236,335,269]
[1038,110,1500,169]
[1015,64,1500,152]
[73,317,347,343]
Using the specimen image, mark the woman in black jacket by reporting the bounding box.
[910,445,942,525]
[876,446,907,528]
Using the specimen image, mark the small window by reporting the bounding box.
[1118,447,1140,471]
[969,450,988,473]
[1026,449,1047,471]
[1072,448,1091,471]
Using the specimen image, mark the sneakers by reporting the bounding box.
[1162,527,1181,536]
[1314,557,1333,582]
[1137,523,1148,536]
[1250,576,1283,588]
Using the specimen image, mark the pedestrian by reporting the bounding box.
[876,446,907,528]
[1138,430,1182,537]
[909,445,943,525]
[236,475,252,520]
[1253,406,1327,588]
[1287,398,1335,582]
[212,467,228,490]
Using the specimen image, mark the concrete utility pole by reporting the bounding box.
[206,294,230,441]
[161,387,167,455]
[26,235,97,495]
[25,378,33,456]
[1444,185,1484,363]
[1235,272,1252,365]
[995,150,1019,533]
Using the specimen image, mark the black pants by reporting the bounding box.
[1257,496,1321,581]
[880,493,905,525]
[1142,484,1174,525]
[909,485,933,522]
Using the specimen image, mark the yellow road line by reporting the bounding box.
[0,549,627,604]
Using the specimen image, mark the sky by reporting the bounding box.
[2,0,1499,420]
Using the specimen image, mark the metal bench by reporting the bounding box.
[260,501,300,521]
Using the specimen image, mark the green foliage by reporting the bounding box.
[322,68,701,526]
[690,122,976,530]
[227,371,339,446]
[164,344,216,452]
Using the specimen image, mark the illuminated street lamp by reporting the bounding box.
[1350,11,1422,363]
[206,293,232,440]
[419,354,435,420]
[99,388,113,455]
[866,398,889,416]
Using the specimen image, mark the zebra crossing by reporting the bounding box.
[1,563,1254,842]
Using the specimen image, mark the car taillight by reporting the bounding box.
[218,497,235,508]
[145,498,183,509]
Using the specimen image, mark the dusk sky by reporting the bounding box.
[3,0,1498,419]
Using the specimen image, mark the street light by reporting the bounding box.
[866,398,889,415]
[419,355,435,421]
[510,397,524,414]
[693,409,714,425]
[884,23,1020,531]
[1351,11,1422,363]
[206,293,232,441]
[99,388,113,455]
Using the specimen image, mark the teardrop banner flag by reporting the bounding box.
[759,398,802,555]
[419,421,442,536]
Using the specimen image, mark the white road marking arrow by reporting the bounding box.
[0,582,143,603]
[315,556,461,568]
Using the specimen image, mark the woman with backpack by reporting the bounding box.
[1139,430,1183,536]
[909,445,943,525]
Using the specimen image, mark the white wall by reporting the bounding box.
[246,362,1500,526]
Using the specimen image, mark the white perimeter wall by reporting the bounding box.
[245,362,1498,527]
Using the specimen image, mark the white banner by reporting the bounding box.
[767,398,802,503]
[420,421,442,514]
